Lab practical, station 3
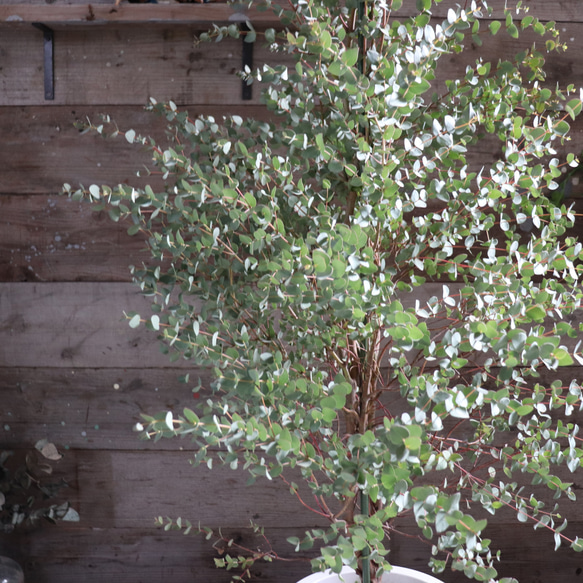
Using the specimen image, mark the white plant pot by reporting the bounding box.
[297,566,443,583]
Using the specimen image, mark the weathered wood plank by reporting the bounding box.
[1,19,582,106]
[0,3,281,26]
[1,0,582,23]
[0,195,151,282]
[0,106,165,195]
[2,363,583,453]
[1,104,583,196]
[1,282,582,368]
[2,194,583,283]
[0,26,294,106]
[0,447,329,529]
[2,371,583,578]
[0,367,210,450]
[1,522,582,583]
[3,363,583,452]
[0,105,272,195]
[0,96,583,195]
[0,526,320,583]
[0,282,184,368]
[3,445,582,574]
[71,450,327,529]
[1,515,583,583]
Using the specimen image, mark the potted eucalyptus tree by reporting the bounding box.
[64,0,583,582]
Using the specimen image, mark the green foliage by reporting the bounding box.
[64,0,583,582]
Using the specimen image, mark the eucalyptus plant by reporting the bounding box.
[64,0,583,582]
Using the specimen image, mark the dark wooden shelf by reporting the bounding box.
[0,3,280,26]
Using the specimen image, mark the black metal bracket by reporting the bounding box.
[32,23,55,101]
[241,24,253,101]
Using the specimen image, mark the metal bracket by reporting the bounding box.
[32,23,55,101]
[241,24,253,101]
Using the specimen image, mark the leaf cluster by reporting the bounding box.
[0,442,79,533]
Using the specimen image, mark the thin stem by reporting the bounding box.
[360,489,371,583]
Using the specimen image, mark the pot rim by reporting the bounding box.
[296,565,443,583]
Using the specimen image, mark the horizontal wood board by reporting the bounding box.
[1,18,583,106]
[2,282,583,368]
[0,105,271,195]
[0,522,581,583]
[0,526,322,583]
[1,442,582,580]
[3,364,583,451]
[0,500,583,582]
[0,26,295,106]
[0,282,193,368]
[52,449,328,530]
[1,0,583,23]
[0,195,151,282]
[1,105,583,196]
[0,367,207,450]
[2,193,582,282]
[0,3,285,26]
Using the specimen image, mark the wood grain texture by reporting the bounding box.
[1,500,582,583]
[0,190,151,281]
[0,367,209,450]
[0,105,271,195]
[0,195,151,282]
[4,193,583,283]
[1,448,582,581]
[1,0,582,23]
[1,18,583,107]
[0,526,320,583]
[1,522,582,583]
[1,104,582,196]
[0,3,282,25]
[72,450,327,529]
[3,364,583,452]
[0,282,180,368]
[3,194,582,282]
[0,26,293,106]
[2,281,582,368]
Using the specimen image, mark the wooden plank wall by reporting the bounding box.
[0,2,583,582]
